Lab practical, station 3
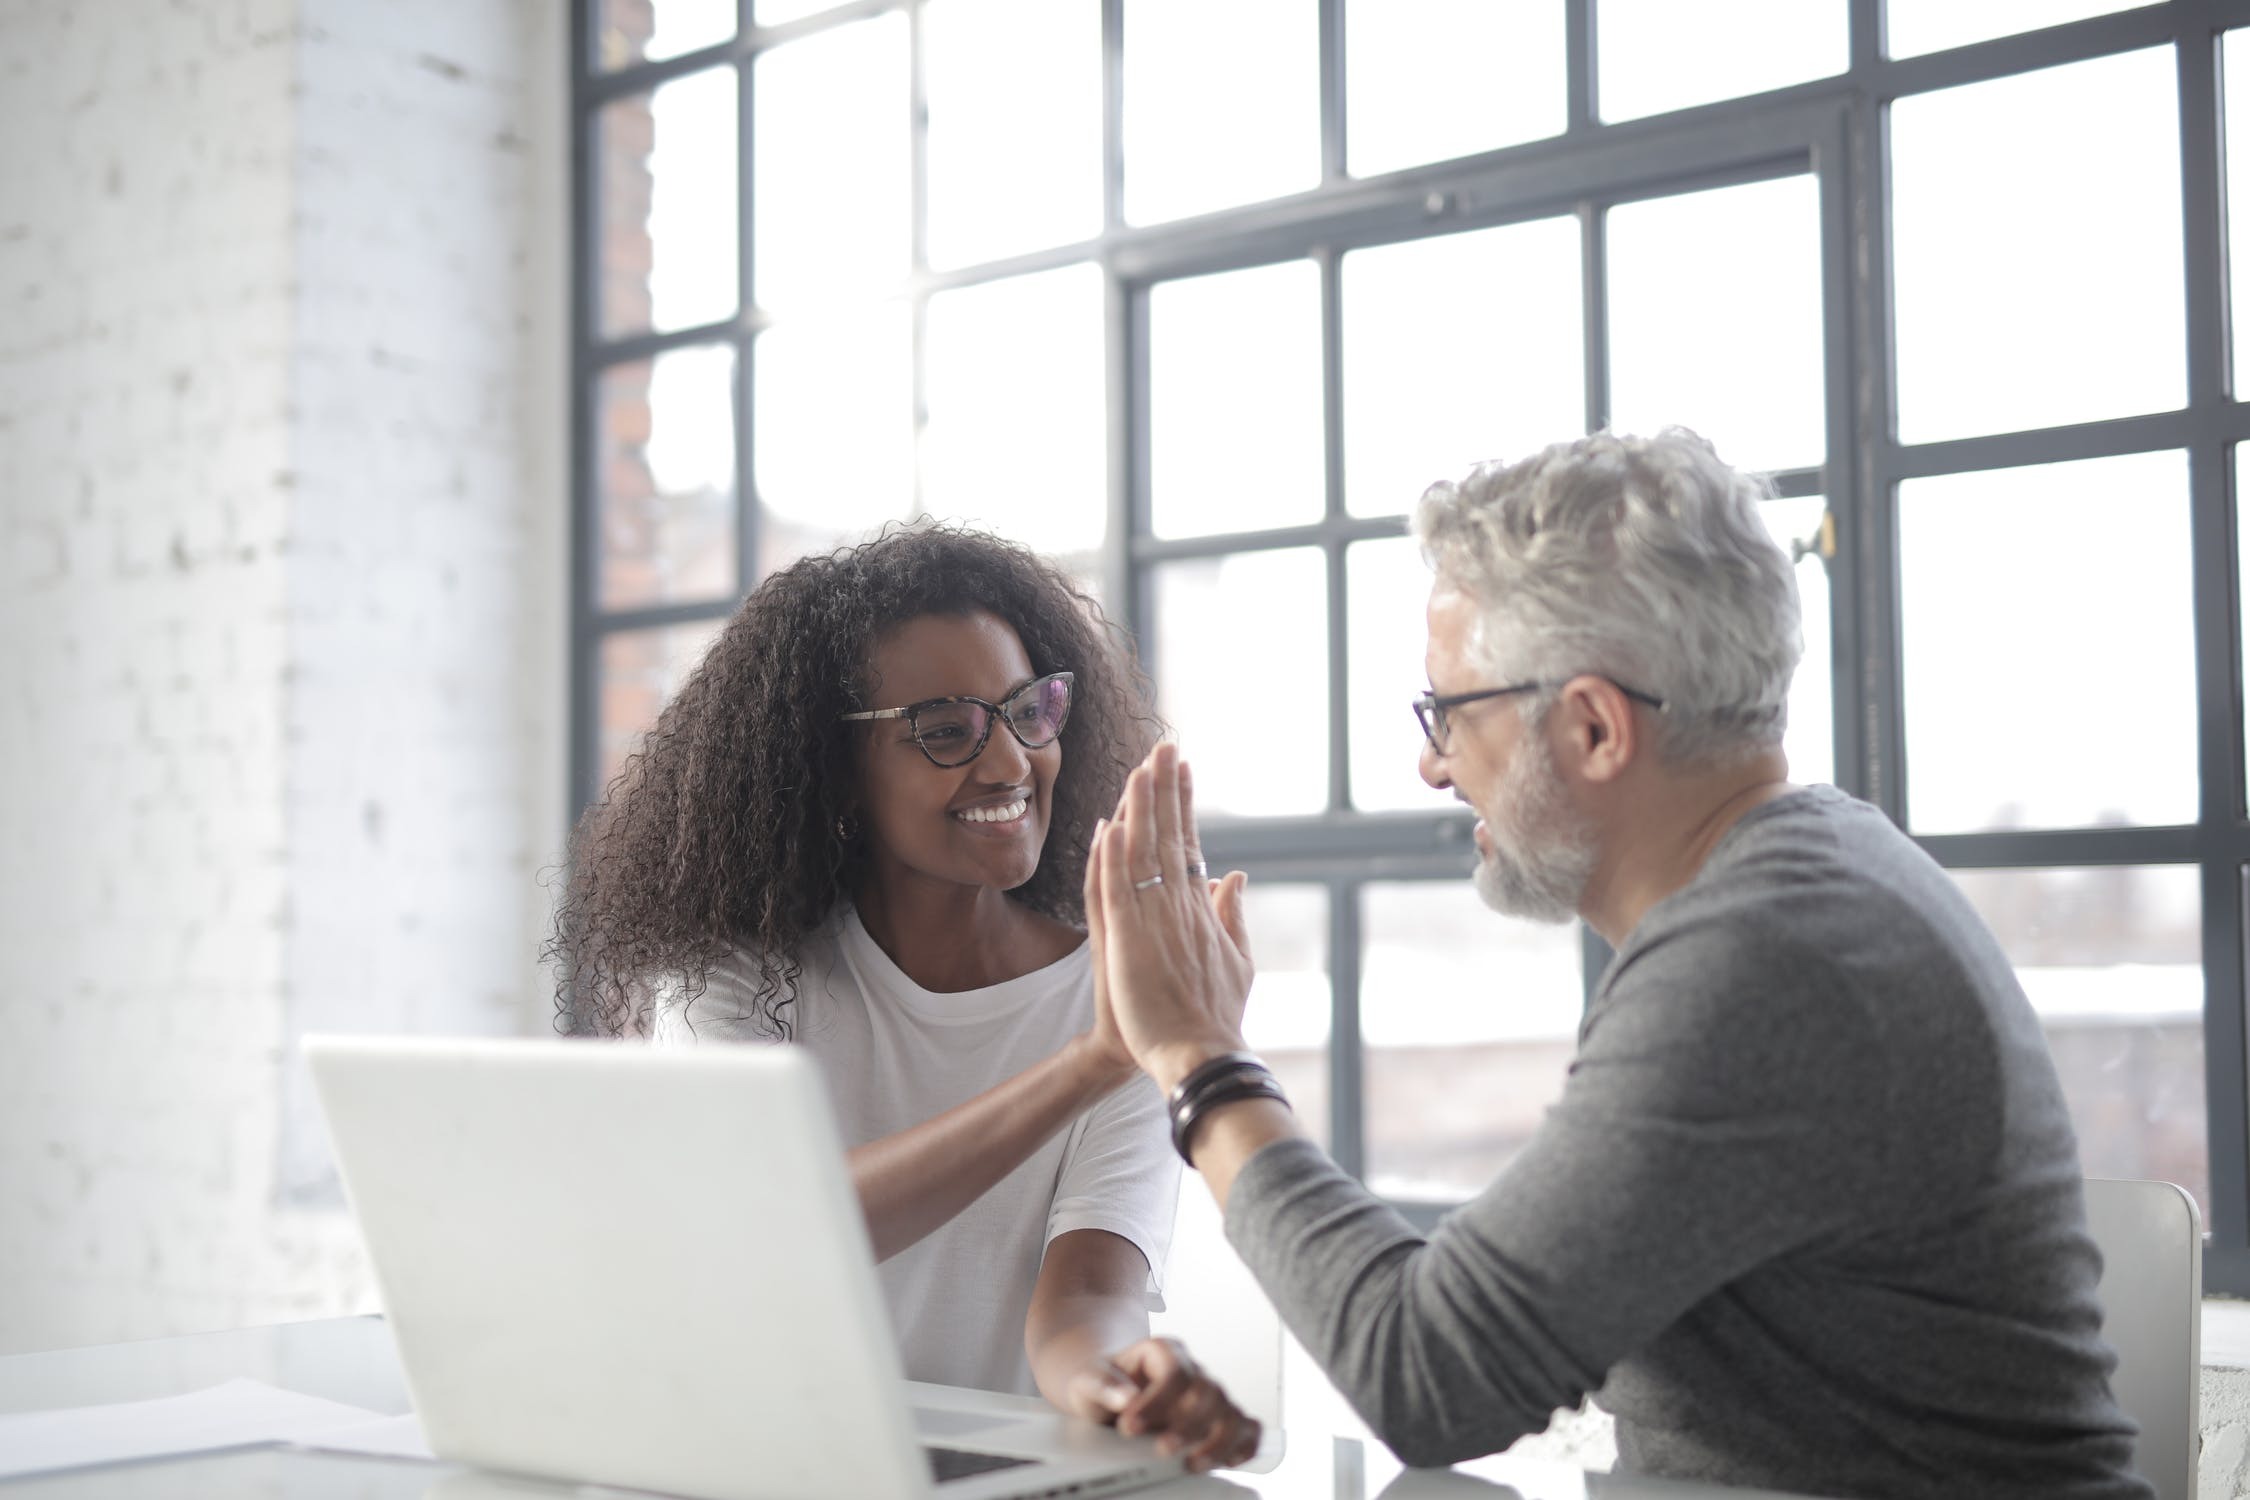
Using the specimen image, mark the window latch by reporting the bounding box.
[1789,508,1837,565]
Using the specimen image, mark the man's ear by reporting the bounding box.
[1555,675,1639,785]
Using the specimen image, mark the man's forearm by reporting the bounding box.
[1221,1138,1568,1468]
[1141,1041,1306,1212]
[1182,1096,1301,1210]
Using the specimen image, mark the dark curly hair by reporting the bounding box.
[548,523,1161,1040]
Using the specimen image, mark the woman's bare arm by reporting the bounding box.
[1025,1229,1262,1472]
[1024,1228,1153,1406]
[850,1036,1134,1262]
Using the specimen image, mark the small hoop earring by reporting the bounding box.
[835,813,860,844]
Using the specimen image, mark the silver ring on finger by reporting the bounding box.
[1185,858,1208,881]
[1133,873,1165,891]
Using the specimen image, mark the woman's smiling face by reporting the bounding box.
[850,610,1062,897]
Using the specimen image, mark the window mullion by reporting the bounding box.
[1330,876,1366,1181]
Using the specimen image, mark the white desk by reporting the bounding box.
[0,1318,1828,1500]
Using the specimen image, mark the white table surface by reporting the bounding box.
[0,1318,1829,1500]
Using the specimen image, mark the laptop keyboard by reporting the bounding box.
[925,1445,1040,1484]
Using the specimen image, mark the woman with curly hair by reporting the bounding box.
[548,523,1257,1471]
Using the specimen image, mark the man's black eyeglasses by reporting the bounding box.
[841,671,1075,768]
[1413,679,1667,754]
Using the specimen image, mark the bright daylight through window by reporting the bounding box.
[576,0,2250,1286]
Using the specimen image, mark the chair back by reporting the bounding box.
[2083,1177,2201,1500]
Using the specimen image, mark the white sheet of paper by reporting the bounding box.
[292,1411,436,1460]
[0,1377,394,1479]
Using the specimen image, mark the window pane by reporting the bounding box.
[1598,0,1846,122]
[1362,882,1584,1200]
[1891,48,2183,444]
[1948,866,2206,1214]
[1150,262,1324,539]
[925,0,1102,269]
[1153,549,1328,816]
[598,619,727,792]
[1348,537,1456,814]
[2229,32,2250,393]
[598,347,738,611]
[752,304,913,575]
[596,0,734,70]
[754,0,845,28]
[1759,496,1833,788]
[1124,0,1320,225]
[598,69,739,339]
[1343,217,1583,517]
[1237,884,1331,1150]
[753,16,910,310]
[1887,0,2135,59]
[924,264,1108,557]
[1608,175,1824,474]
[1900,451,2194,833]
[1345,1,1566,178]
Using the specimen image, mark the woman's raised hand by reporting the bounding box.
[1082,842,1138,1083]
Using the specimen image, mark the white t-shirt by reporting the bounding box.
[652,906,1180,1396]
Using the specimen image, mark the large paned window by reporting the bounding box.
[573,0,2250,1289]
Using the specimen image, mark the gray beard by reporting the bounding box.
[1471,734,1598,925]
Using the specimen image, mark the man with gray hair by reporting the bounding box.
[1083,429,2150,1498]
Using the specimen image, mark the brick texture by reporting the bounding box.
[0,0,565,1354]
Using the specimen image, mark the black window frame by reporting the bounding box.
[570,0,2250,1291]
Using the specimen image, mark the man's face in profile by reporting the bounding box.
[1421,585,1597,924]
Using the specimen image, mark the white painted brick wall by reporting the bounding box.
[276,0,564,1204]
[0,0,565,1354]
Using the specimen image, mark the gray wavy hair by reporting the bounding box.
[1412,428,1803,768]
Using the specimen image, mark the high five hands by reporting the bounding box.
[1086,743,1257,1097]
[1075,743,1270,1471]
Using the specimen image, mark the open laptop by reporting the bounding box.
[304,1035,1186,1500]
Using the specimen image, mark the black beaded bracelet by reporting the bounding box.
[1166,1051,1267,1110]
[1167,1052,1292,1164]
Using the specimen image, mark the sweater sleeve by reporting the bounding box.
[1221,920,1893,1468]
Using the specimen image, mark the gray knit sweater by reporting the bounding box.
[1225,786,2150,1499]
